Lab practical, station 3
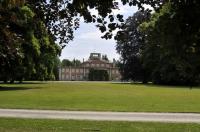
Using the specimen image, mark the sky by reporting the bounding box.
[60,3,138,62]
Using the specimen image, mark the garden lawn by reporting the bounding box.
[0,118,200,132]
[0,82,200,112]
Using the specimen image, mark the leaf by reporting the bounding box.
[108,23,116,30]
[97,18,102,23]
[99,26,106,33]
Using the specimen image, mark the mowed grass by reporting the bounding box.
[0,82,200,112]
[0,118,200,132]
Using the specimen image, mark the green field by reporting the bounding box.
[0,118,199,132]
[0,82,200,112]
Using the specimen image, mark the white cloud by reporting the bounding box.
[60,28,120,61]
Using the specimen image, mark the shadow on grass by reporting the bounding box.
[111,82,143,85]
[111,82,200,89]
[0,86,41,91]
[19,82,47,84]
[0,81,47,85]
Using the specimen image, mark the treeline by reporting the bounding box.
[116,2,200,86]
[61,59,81,67]
[61,55,109,67]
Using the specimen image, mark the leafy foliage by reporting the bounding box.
[116,10,151,83]
[116,1,200,86]
[23,0,164,46]
[141,1,200,86]
[0,5,61,82]
[61,59,81,67]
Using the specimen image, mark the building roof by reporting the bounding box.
[82,59,111,64]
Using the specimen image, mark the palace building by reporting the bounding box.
[59,53,121,81]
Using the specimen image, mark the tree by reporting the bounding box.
[62,59,73,67]
[0,5,35,82]
[115,10,151,83]
[0,4,60,82]
[53,57,61,81]
[72,59,81,66]
[61,59,81,67]
[102,55,109,61]
[140,2,200,86]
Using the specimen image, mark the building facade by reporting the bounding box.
[59,53,121,81]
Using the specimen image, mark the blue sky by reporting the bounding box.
[60,4,138,61]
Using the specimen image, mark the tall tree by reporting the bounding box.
[0,4,60,82]
[53,57,61,81]
[72,59,81,66]
[140,1,200,85]
[61,59,81,67]
[62,59,73,67]
[115,10,151,83]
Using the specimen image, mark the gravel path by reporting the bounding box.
[0,109,200,123]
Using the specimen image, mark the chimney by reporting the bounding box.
[113,58,116,67]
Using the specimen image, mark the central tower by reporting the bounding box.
[89,53,101,60]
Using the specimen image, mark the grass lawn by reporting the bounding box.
[0,118,200,132]
[0,82,200,112]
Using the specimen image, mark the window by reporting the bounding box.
[116,70,119,74]
[76,75,80,79]
[80,69,83,73]
[112,70,115,74]
[65,68,69,72]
